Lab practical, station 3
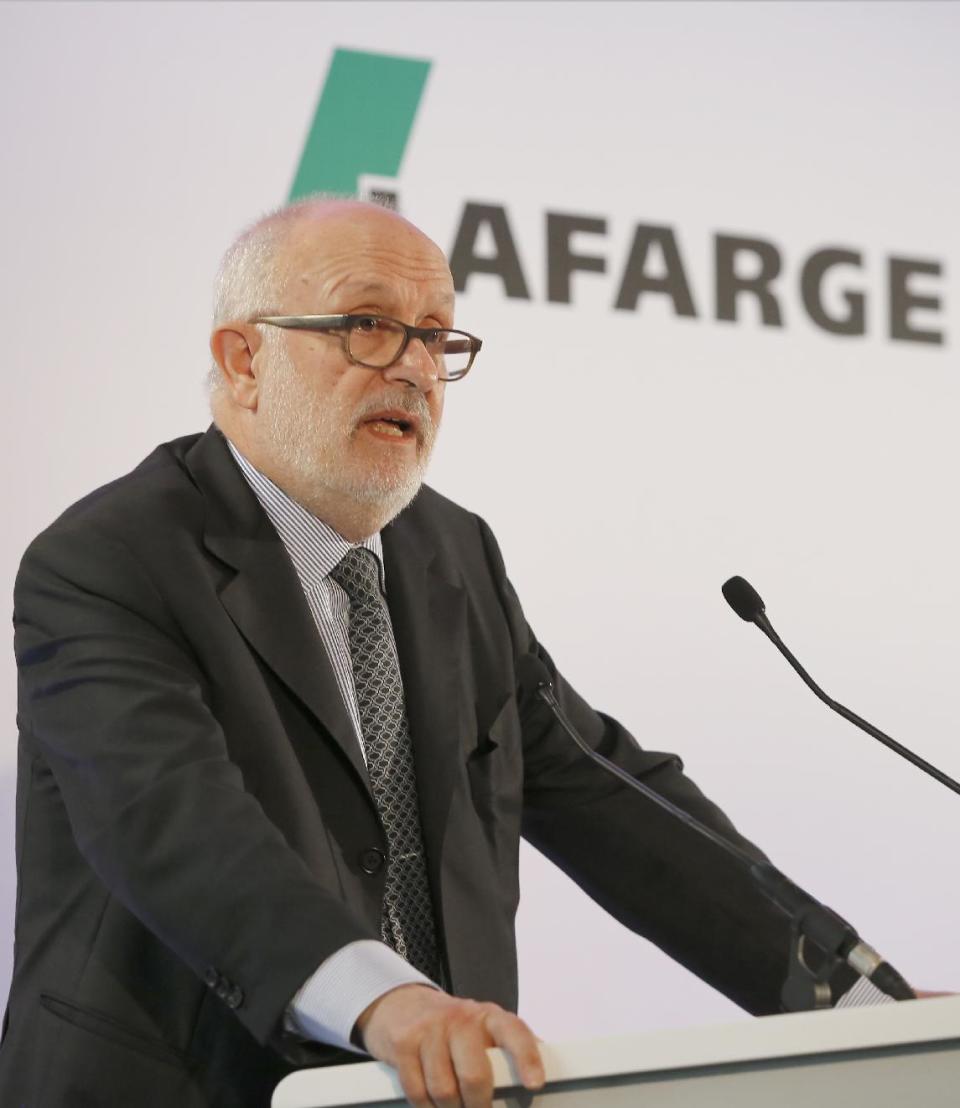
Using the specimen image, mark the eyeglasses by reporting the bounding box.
[250,314,482,381]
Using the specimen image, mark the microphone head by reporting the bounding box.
[722,576,766,623]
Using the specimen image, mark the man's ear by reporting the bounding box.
[210,324,264,411]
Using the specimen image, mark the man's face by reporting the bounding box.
[254,208,455,525]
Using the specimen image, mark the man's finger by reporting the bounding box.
[393,1048,431,1108]
[419,1021,463,1108]
[482,1008,545,1091]
[448,1018,496,1108]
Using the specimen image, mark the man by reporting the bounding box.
[1,199,893,1107]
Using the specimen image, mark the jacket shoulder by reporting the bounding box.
[18,432,207,573]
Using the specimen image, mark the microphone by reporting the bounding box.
[516,654,915,1008]
[721,575,767,625]
[722,576,960,797]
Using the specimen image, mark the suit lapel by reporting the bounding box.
[382,510,467,914]
[184,430,467,916]
[184,428,371,794]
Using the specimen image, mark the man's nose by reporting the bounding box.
[381,338,440,393]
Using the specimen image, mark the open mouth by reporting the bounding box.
[361,411,419,440]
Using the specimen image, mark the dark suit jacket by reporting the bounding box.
[1,427,835,1106]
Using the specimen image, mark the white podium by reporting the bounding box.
[273,995,960,1107]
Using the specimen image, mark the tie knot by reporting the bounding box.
[331,547,383,606]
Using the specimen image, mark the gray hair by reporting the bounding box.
[207,194,361,398]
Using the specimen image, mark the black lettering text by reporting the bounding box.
[614,224,697,316]
[449,203,531,299]
[546,212,607,303]
[715,234,783,326]
[801,248,865,335]
[889,258,943,344]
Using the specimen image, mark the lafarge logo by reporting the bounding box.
[290,48,430,209]
[448,207,946,346]
[294,50,946,347]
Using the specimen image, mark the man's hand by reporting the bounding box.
[355,984,545,1107]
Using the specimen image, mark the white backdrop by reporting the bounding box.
[2,0,958,1045]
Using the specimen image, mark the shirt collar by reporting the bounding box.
[225,439,384,593]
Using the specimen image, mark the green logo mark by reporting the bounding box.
[289,48,431,202]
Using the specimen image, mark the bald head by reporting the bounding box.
[212,198,450,330]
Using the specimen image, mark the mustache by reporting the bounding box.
[352,390,435,432]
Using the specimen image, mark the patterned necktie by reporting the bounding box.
[330,547,443,984]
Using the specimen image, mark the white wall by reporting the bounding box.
[2,0,957,1044]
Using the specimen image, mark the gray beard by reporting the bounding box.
[259,341,437,531]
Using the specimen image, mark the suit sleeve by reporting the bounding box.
[473,514,858,1016]
[14,521,380,1047]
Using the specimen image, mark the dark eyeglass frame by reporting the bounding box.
[250,313,482,381]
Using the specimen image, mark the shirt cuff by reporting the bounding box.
[835,975,899,1008]
[287,940,439,1053]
